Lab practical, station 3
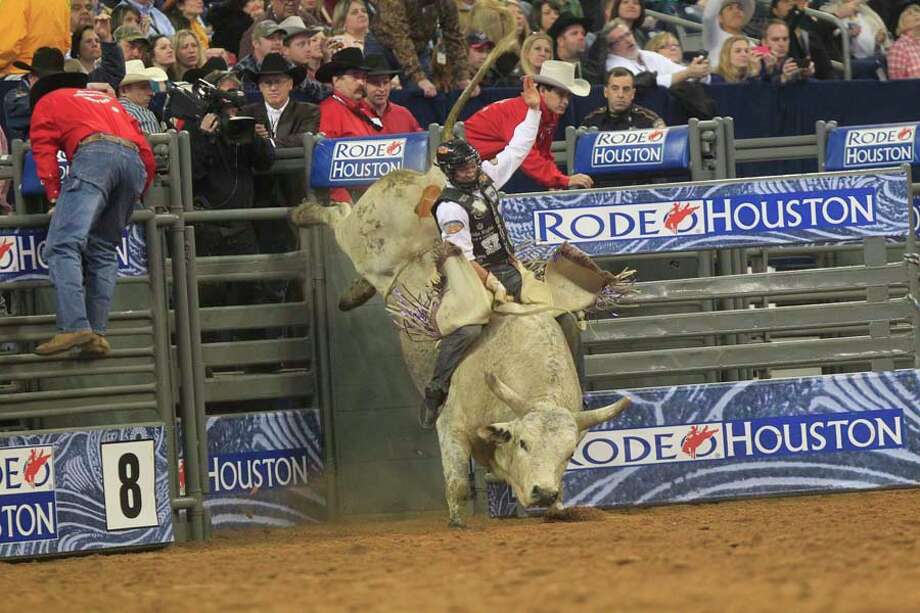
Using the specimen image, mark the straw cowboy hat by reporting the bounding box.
[532,60,590,97]
[120,60,168,87]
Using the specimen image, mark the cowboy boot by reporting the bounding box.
[419,386,446,430]
[34,330,94,355]
[79,333,111,358]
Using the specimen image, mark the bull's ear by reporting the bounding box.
[485,372,529,417]
[477,423,513,445]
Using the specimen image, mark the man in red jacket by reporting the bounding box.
[463,60,594,190]
[364,55,422,135]
[30,69,156,357]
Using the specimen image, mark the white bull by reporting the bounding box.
[293,166,630,526]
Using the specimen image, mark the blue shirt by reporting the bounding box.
[126,0,175,37]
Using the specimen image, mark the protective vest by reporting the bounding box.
[432,176,514,268]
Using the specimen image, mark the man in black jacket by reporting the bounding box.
[771,0,841,79]
[582,68,665,132]
[187,71,275,308]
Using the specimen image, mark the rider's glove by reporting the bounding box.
[485,273,510,304]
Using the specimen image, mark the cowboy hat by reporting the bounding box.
[532,60,590,97]
[315,47,371,83]
[546,12,592,44]
[120,60,168,87]
[29,71,89,108]
[278,15,308,41]
[244,52,306,85]
[365,54,399,77]
[13,47,66,77]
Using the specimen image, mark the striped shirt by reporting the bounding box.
[118,97,162,135]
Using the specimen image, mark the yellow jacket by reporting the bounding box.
[0,0,71,76]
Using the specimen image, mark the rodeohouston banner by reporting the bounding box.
[824,123,920,171]
[572,126,690,175]
[488,370,920,517]
[0,424,173,559]
[309,131,429,188]
[499,167,910,260]
[0,225,147,283]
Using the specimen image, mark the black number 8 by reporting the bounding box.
[118,453,142,519]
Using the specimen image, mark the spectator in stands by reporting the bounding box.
[300,0,332,26]
[30,67,155,358]
[771,0,836,79]
[173,29,205,80]
[603,20,710,87]
[209,0,263,56]
[888,4,920,79]
[71,19,127,91]
[821,0,890,62]
[547,13,591,78]
[234,20,286,76]
[464,60,594,190]
[761,19,815,82]
[125,0,176,36]
[327,0,370,52]
[285,24,326,80]
[364,55,422,133]
[703,0,755,69]
[118,60,167,134]
[0,0,70,76]
[167,0,210,49]
[316,48,379,201]
[466,31,497,83]
[712,35,764,82]
[71,0,98,34]
[111,3,144,33]
[238,0,303,59]
[646,32,684,64]
[186,70,274,308]
[149,35,177,80]
[582,67,665,130]
[115,26,152,62]
[505,0,533,46]
[532,0,562,33]
[5,49,68,143]
[612,0,652,48]
[521,31,554,76]
[370,0,469,97]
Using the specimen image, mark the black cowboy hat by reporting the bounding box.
[315,47,371,83]
[546,12,592,43]
[13,47,66,77]
[29,71,89,108]
[244,52,306,85]
[365,54,399,77]
[183,56,230,84]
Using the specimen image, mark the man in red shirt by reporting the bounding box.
[364,55,422,135]
[316,47,382,202]
[463,60,594,190]
[29,68,155,357]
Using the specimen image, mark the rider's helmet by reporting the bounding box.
[435,139,481,190]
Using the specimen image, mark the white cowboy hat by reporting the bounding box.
[120,60,168,86]
[532,60,591,97]
[278,15,308,40]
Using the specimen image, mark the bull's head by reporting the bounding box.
[478,373,630,508]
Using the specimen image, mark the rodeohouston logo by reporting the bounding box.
[567,409,904,469]
[328,137,407,181]
[532,188,877,245]
[843,125,917,168]
[591,128,668,167]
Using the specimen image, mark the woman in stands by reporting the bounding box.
[532,0,563,33]
[822,0,890,76]
[711,35,763,82]
[111,3,144,34]
[612,0,652,48]
[173,29,205,81]
[491,31,553,86]
[69,24,126,91]
[167,0,211,50]
[149,34,178,80]
[888,4,920,79]
[646,31,684,64]
[327,0,369,53]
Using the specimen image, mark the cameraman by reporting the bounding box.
[187,70,275,308]
[761,19,816,83]
[770,0,838,79]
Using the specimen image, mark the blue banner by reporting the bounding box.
[0,425,173,559]
[500,168,910,259]
[0,225,147,283]
[309,131,429,188]
[20,151,70,198]
[572,126,690,175]
[825,123,920,171]
[488,370,920,517]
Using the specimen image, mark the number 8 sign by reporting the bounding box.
[101,440,159,531]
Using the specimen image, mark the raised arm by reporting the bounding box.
[481,76,541,189]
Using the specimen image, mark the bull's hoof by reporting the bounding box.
[448,519,469,529]
[338,277,377,311]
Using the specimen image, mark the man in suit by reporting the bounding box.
[241,52,319,302]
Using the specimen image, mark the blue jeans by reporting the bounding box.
[44,139,146,334]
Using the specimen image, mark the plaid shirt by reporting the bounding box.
[118,97,162,135]
[888,33,920,80]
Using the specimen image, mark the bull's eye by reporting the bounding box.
[519,440,529,452]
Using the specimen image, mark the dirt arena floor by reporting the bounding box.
[3,489,920,612]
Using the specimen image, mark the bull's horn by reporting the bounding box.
[485,372,530,417]
[338,276,377,311]
[575,397,632,431]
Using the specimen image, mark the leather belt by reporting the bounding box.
[79,133,139,152]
